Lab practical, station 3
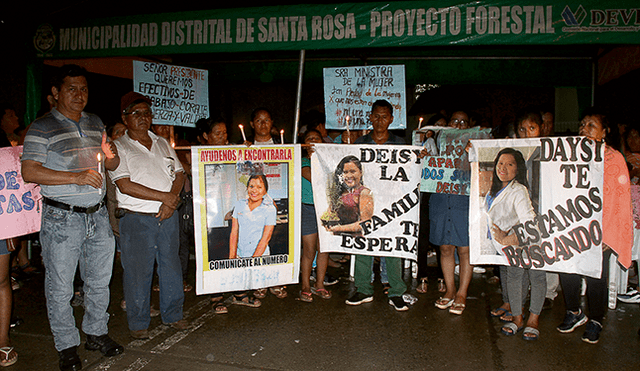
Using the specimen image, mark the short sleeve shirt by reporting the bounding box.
[21,108,106,207]
[232,197,277,257]
[301,157,314,204]
[109,131,184,213]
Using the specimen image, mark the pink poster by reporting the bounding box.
[0,146,41,239]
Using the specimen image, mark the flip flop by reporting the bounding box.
[449,302,466,315]
[311,287,332,299]
[523,327,540,341]
[416,278,428,294]
[499,312,514,323]
[490,307,509,317]
[269,286,288,299]
[434,297,455,310]
[501,322,524,336]
[254,288,267,299]
[0,347,17,367]
[297,291,313,303]
[211,296,228,314]
[231,294,261,308]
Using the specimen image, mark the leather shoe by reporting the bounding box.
[85,334,124,357]
[130,329,150,339]
[166,319,189,330]
[59,346,82,371]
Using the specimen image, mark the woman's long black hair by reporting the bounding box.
[327,155,363,209]
[489,148,528,196]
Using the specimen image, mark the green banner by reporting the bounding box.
[33,1,640,58]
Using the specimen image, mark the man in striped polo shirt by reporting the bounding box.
[21,64,123,371]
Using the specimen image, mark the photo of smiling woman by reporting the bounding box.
[484,148,545,340]
[229,174,277,258]
[322,155,373,235]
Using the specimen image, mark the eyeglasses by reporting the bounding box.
[126,109,154,120]
[450,119,468,125]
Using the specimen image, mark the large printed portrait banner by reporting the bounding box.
[311,144,422,260]
[191,145,301,294]
[413,127,492,195]
[323,65,406,130]
[469,137,604,278]
[1,146,41,240]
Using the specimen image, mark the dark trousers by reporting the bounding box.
[559,250,611,323]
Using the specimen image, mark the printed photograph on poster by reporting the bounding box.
[469,137,605,278]
[1,146,41,240]
[413,126,491,195]
[191,145,300,295]
[311,144,422,261]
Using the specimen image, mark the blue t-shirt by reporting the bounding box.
[232,196,277,257]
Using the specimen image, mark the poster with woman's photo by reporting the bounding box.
[191,145,301,294]
[311,144,423,260]
[469,137,605,278]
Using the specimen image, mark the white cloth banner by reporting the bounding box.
[312,144,422,260]
[469,137,604,278]
[192,145,301,294]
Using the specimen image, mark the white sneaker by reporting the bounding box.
[473,266,486,274]
[618,288,640,304]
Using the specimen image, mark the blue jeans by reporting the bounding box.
[120,212,183,331]
[371,257,389,284]
[40,203,115,351]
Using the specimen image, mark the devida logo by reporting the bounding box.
[561,5,587,26]
[560,4,640,32]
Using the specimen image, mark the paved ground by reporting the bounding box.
[9,252,640,371]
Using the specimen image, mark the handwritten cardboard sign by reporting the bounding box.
[324,65,406,130]
[133,60,209,127]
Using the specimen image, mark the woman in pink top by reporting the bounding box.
[557,108,633,344]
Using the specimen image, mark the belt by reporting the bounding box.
[119,209,157,217]
[43,197,105,214]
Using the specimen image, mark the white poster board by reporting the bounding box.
[192,145,301,294]
[323,65,406,130]
[133,60,209,127]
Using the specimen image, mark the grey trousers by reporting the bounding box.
[506,266,547,316]
[499,265,529,305]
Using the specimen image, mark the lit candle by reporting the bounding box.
[97,153,103,195]
[280,129,284,144]
[418,117,423,129]
[239,124,247,142]
[345,116,351,144]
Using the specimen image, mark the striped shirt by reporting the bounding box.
[22,108,105,207]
